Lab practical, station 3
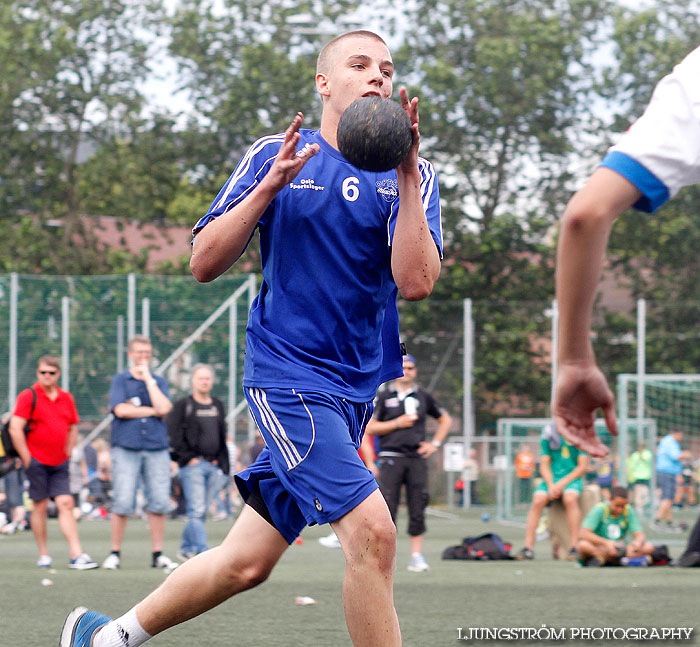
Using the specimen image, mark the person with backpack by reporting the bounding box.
[167,364,230,560]
[8,355,97,570]
[576,485,654,567]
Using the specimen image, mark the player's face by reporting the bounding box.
[395,361,416,387]
[128,342,152,366]
[37,362,60,387]
[192,368,213,394]
[321,36,394,114]
[609,496,627,516]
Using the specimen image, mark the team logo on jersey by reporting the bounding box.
[376,178,398,202]
[314,498,323,512]
[289,178,325,192]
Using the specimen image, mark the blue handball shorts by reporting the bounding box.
[236,387,378,544]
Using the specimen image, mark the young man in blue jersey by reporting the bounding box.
[61,30,442,647]
[552,44,700,457]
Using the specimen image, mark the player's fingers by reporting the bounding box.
[279,131,301,159]
[410,122,420,147]
[603,403,618,436]
[284,112,304,140]
[410,96,419,124]
[295,142,319,162]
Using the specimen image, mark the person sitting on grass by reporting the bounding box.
[577,485,653,567]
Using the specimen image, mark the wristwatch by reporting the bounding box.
[431,439,442,448]
[147,378,157,386]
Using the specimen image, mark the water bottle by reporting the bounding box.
[404,396,418,418]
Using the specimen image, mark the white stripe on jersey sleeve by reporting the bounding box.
[213,134,285,211]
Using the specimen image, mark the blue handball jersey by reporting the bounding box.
[193,129,443,401]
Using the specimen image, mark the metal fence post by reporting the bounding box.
[462,298,474,509]
[228,300,237,439]
[141,297,150,338]
[117,315,125,373]
[127,273,136,341]
[9,272,18,408]
[62,296,70,391]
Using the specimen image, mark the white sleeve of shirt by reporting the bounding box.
[601,45,700,212]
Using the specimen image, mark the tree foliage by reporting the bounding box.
[2,0,700,430]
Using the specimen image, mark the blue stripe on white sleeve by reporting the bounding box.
[599,151,670,213]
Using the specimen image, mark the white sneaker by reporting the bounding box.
[318,532,341,549]
[37,554,52,568]
[1,522,17,535]
[69,553,99,570]
[407,553,429,572]
[153,554,179,572]
[102,553,120,570]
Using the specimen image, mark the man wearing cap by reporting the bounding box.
[366,354,452,572]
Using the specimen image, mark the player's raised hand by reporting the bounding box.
[398,87,420,171]
[265,113,319,192]
[551,362,618,458]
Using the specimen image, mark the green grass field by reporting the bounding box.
[2,508,697,646]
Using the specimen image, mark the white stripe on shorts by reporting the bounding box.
[248,388,303,470]
[293,391,316,465]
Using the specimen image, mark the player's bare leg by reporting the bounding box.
[575,538,597,561]
[30,499,50,557]
[134,504,289,635]
[146,512,166,552]
[655,498,673,523]
[562,491,581,549]
[55,494,83,558]
[523,492,548,549]
[333,489,401,646]
[109,513,129,552]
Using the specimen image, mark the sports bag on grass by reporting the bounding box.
[442,532,514,560]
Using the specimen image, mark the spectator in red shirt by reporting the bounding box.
[515,444,536,504]
[9,355,97,570]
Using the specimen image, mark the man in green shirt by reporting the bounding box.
[577,485,653,566]
[517,423,590,560]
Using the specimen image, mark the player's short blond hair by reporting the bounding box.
[37,354,60,370]
[191,363,214,379]
[127,335,151,351]
[316,30,388,75]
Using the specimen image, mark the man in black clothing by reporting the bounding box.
[167,364,230,559]
[366,354,451,572]
[676,514,700,567]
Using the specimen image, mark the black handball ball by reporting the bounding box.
[337,96,413,172]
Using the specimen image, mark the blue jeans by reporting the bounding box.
[179,460,221,554]
[111,447,172,515]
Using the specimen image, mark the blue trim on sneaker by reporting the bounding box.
[60,607,112,647]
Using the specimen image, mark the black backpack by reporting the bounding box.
[651,544,670,566]
[442,533,514,561]
[0,387,37,474]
